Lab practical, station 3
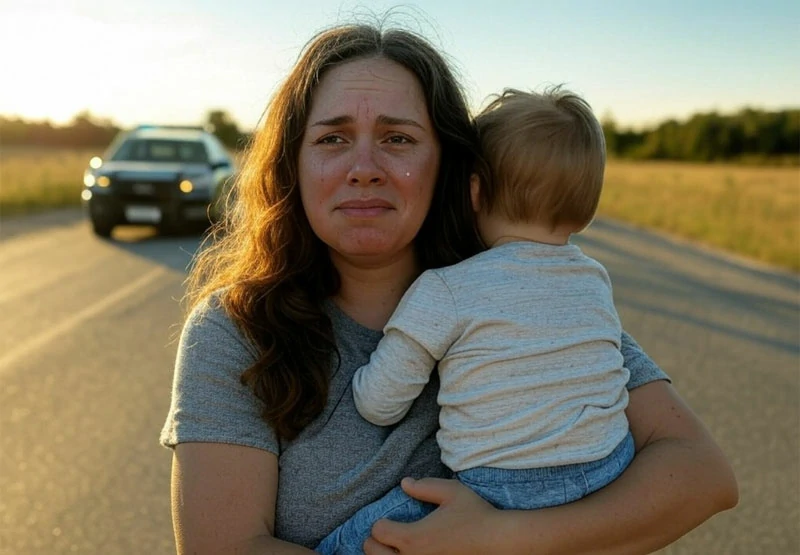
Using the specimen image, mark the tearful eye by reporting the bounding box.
[317,135,345,145]
[386,135,414,145]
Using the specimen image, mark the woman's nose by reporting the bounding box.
[346,142,386,186]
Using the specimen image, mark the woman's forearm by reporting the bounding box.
[177,530,316,555]
[498,437,737,554]
[495,381,738,554]
[172,445,318,555]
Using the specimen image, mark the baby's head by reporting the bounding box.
[473,87,606,239]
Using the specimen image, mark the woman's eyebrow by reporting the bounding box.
[309,115,425,128]
[310,115,352,127]
[376,115,424,129]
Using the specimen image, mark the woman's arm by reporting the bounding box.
[164,300,314,553]
[171,443,315,555]
[365,380,738,555]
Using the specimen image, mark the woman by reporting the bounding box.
[161,23,737,554]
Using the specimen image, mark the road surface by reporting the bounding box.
[1,209,798,554]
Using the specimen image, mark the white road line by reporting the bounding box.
[0,267,166,371]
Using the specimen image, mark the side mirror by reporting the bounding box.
[210,160,231,170]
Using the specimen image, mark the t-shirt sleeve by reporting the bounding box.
[621,329,671,390]
[159,296,279,455]
[352,271,459,426]
[386,269,461,360]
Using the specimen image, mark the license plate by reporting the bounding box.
[125,206,162,223]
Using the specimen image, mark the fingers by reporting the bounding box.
[370,517,410,549]
[400,476,459,505]
[363,534,400,555]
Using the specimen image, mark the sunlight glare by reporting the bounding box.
[0,6,205,125]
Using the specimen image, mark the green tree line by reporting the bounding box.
[603,108,799,163]
[2,107,797,163]
[0,111,121,148]
[0,110,251,150]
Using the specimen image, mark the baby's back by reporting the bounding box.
[432,241,630,471]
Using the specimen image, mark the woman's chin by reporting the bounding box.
[329,234,415,266]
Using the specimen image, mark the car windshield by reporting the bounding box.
[110,139,210,164]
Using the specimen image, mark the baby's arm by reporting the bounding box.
[353,271,460,426]
[353,330,437,425]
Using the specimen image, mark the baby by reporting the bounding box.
[317,87,632,554]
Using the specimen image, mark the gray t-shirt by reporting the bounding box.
[160,294,669,548]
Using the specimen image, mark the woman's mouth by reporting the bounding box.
[336,199,394,217]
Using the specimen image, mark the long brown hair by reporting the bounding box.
[186,23,484,441]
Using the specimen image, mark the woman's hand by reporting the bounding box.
[364,477,504,555]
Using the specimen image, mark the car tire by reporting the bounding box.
[91,219,114,238]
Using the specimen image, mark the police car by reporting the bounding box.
[81,125,236,237]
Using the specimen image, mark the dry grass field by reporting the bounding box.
[1,148,798,272]
[1,147,96,215]
[599,160,799,272]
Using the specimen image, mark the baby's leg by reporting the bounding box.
[580,430,635,496]
[457,432,635,510]
[315,485,435,555]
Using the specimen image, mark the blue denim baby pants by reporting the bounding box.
[315,432,634,555]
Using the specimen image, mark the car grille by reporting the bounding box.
[111,178,180,202]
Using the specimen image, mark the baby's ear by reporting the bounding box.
[470,173,481,212]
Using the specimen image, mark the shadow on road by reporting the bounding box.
[576,219,800,357]
[585,219,799,290]
[101,223,209,274]
[618,294,798,355]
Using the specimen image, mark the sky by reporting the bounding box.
[1,0,798,131]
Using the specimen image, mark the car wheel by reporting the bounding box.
[91,219,114,238]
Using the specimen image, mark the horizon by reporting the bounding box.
[4,103,798,135]
[2,0,798,131]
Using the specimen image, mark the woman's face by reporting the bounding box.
[298,57,441,265]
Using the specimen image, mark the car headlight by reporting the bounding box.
[84,173,111,187]
[181,173,214,192]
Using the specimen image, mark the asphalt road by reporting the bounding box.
[1,209,798,554]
